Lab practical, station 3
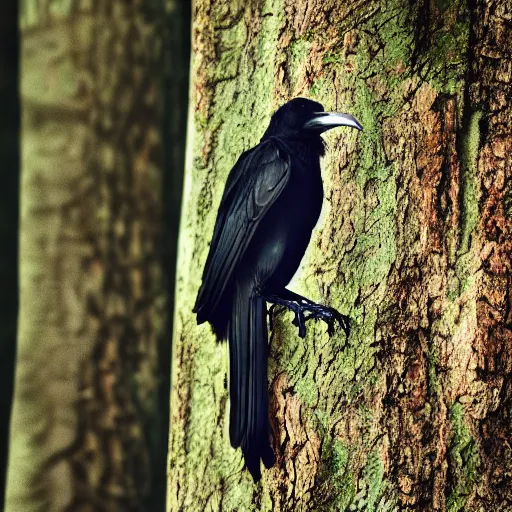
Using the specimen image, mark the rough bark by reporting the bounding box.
[6,1,167,510]
[168,0,512,510]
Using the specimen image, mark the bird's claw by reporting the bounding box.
[291,310,306,338]
[265,294,349,339]
[292,301,349,339]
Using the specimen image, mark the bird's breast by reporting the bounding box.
[289,157,323,225]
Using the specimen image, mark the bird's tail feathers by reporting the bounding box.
[229,282,275,481]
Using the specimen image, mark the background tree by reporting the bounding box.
[168,0,512,510]
[0,0,19,507]
[4,0,190,510]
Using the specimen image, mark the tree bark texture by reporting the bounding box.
[168,0,512,510]
[6,1,167,510]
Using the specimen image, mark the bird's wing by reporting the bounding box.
[194,138,291,323]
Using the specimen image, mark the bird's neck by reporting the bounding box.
[262,133,325,158]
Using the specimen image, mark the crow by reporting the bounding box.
[194,97,362,481]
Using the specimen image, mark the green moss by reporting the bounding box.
[455,251,477,293]
[310,77,329,99]
[427,344,442,395]
[206,0,284,181]
[323,51,344,66]
[346,449,397,512]
[426,2,470,94]
[290,38,311,61]
[328,70,397,378]
[295,375,319,407]
[459,110,482,254]
[361,450,385,511]
[446,403,481,512]
[322,437,350,476]
[333,67,398,319]
[194,111,207,132]
[377,9,413,71]
[289,38,311,83]
[318,441,395,512]
[319,438,356,510]
[447,272,461,302]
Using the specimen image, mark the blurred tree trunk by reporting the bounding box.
[5,1,171,510]
[0,0,19,507]
[168,0,512,510]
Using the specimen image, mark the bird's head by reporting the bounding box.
[262,97,362,139]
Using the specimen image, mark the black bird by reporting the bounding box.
[194,97,362,481]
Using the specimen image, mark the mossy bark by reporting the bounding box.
[5,1,167,510]
[169,0,512,510]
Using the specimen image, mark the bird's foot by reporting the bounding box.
[264,293,350,339]
[291,298,350,338]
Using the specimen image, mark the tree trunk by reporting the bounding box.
[6,1,168,510]
[0,0,20,507]
[168,0,512,510]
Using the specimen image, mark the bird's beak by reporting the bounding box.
[303,112,363,132]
